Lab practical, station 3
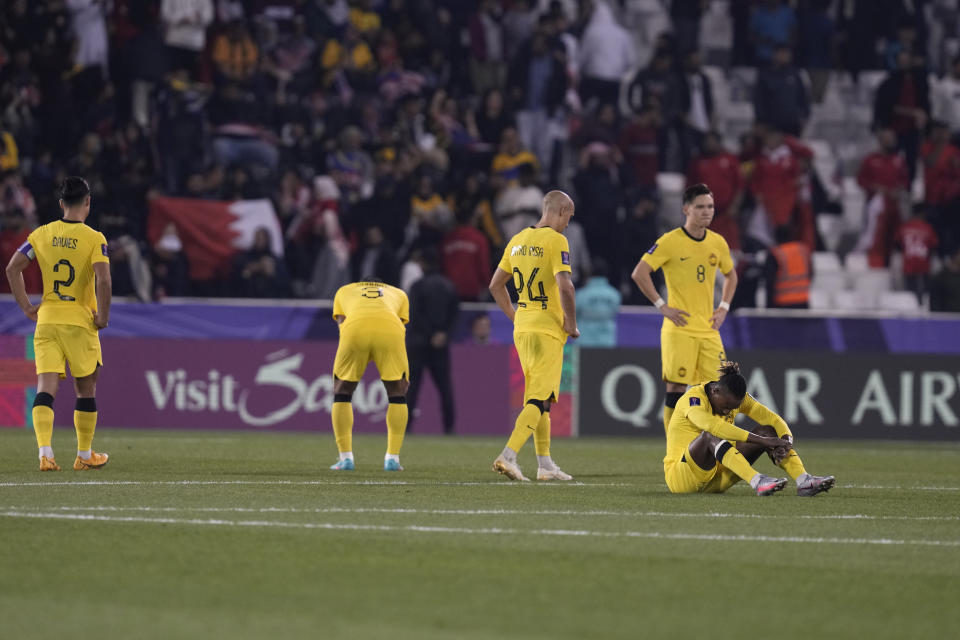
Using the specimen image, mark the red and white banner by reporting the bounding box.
[147,197,283,280]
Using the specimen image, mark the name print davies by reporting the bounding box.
[510,244,544,257]
[52,237,78,249]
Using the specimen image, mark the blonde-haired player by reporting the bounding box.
[5,176,112,471]
[329,278,410,471]
[489,190,579,481]
[632,183,738,435]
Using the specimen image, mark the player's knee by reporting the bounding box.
[753,424,777,438]
[664,391,684,409]
[75,397,97,412]
[333,393,353,404]
[714,440,734,463]
[33,392,54,409]
[388,396,406,404]
[526,399,546,414]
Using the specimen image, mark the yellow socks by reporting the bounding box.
[778,449,807,480]
[506,403,541,453]
[534,411,551,457]
[74,397,98,452]
[32,394,55,449]
[663,390,683,436]
[386,399,407,455]
[663,406,674,436]
[715,441,760,483]
[331,401,353,453]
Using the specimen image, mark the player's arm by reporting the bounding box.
[5,249,40,322]
[92,261,112,329]
[631,260,689,327]
[710,267,738,330]
[489,267,515,324]
[687,402,790,451]
[740,394,793,441]
[556,271,579,338]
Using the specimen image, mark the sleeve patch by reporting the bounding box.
[689,397,701,406]
[101,243,109,257]
[646,243,658,255]
[560,251,570,265]
[17,241,34,260]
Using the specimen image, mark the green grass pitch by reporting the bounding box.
[1,428,958,639]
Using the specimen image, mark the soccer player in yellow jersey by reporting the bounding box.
[329,278,410,471]
[4,177,112,471]
[488,190,579,482]
[665,361,835,497]
[632,183,738,435]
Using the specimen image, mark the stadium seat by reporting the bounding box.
[816,216,846,253]
[811,271,847,293]
[851,269,892,294]
[812,251,842,273]
[832,288,878,310]
[844,252,870,273]
[809,288,833,310]
[656,172,686,228]
[878,291,922,312]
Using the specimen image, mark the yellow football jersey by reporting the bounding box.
[332,281,409,330]
[641,227,734,334]
[23,219,109,328]
[497,226,572,342]
[664,384,791,465]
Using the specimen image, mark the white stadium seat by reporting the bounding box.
[844,253,870,273]
[878,291,921,312]
[852,269,892,294]
[809,288,833,310]
[812,251,842,273]
[811,271,847,293]
[832,289,878,311]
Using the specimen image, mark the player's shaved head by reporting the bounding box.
[542,190,573,214]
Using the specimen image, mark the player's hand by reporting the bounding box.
[766,434,794,465]
[23,303,40,322]
[661,305,690,327]
[563,318,580,338]
[92,311,109,329]
[758,435,791,452]
[710,306,728,330]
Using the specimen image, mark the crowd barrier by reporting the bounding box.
[2,299,957,439]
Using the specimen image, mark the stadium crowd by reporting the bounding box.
[2,0,960,310]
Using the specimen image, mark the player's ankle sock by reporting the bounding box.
[796,472,812,485]
[749,473,763,490]
[31,393,55,449]
[38,446,54,460]
[331,401,354,453]
[385,453,400,463]
[339,452,354,462]
[779,450,807,480]
[77,449,91,461]
[715,440,760,483]
[536,455,555,470]
[500,447,518,463]
[74,398,97,452]
[506,404,540,453]
[533,411,551,457]
[386,397,407,455]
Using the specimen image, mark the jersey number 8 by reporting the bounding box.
[512,267,549,309]
[696,264,705,283]
[53,259,76,301]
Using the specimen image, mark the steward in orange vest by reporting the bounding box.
[767,240,811,308]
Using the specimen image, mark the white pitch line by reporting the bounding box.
[1,510,958,547]
[5,505,959,522]
[0,479,958,491]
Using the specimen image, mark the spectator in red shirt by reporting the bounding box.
[856,127,909,267]
[749,125,814,249]
[0,208,41,294]
[688,131,744,250]
[921,121,960,255]
[896,205,939,303]
[441,206,491,301]
[618,103,661,189]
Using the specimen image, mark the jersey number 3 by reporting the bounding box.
[53,259,76,301]
[512,267,548,309]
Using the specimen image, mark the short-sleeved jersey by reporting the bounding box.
[497,226,572,342]
[641,227,734,335]
[332,281,409,330]
[21,219,109,328]
[664,384,792,466]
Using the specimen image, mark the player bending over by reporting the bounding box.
[5,177,111,471]
[665,361,835,497]
[329,278,410,471]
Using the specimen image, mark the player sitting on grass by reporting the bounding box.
[664,361,835,497]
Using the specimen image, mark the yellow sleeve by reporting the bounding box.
[91,232,109,265]
[398,290,410,324]
[640,233,670,272]
[496,244,511,274]
[718,236,734,273]
[686,403,752,442]
[740,394,792,438]
[332,288,345,319]
[321,40,341,69]
[550,233,571,276]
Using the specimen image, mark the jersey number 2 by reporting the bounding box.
[512,267,549,309]
[53,259,76,301]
